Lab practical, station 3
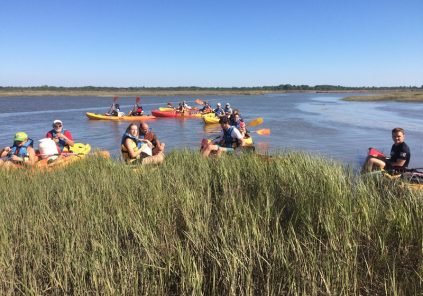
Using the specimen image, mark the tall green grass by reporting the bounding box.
[0,151,421,295]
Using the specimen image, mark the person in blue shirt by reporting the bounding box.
[214,103,225,116]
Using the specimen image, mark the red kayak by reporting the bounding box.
[151,109,203,118]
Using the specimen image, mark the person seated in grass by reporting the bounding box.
[139,122,165,156]
[46,119,74,153]
[362,127,411,172]
[121,123,164,165]
[201,116,245,157]
[0,132,37,168]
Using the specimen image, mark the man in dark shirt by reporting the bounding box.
[139,123,165,156]
[363,127,410,172]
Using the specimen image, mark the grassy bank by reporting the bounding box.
[343,91,423,102]
[0,151,422,294]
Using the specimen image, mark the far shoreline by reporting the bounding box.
[0,88,394,97]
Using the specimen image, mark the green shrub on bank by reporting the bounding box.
[0,151,421,295]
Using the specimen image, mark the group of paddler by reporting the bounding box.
[0,119,79,169]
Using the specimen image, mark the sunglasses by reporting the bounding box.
[54,124,62,127]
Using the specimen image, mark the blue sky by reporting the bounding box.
[1,0,422,87]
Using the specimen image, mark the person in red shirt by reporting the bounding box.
[46,120,74,152]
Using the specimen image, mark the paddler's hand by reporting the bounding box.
[10,155,23,162]
[4,147,11,152]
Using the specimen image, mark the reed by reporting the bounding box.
[0,151,421,295]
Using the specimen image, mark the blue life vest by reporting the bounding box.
[8,139,34,158]
[222,126,236,148]
[49,129,68,151]
[121,133,142,149]
[214,107,225,116]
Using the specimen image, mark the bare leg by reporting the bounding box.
[142,152,165,165]
[362,156,386,172]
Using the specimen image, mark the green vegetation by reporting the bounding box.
[344,91,423,102]
[0,151,422,294]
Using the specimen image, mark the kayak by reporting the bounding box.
[151,110,204,118]
[1,143,105,171]
[36,150,110,171]
[159,107,175,112]
[86,112,156,121]
[203,115,220,124]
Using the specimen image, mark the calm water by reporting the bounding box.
[1,93,422,169]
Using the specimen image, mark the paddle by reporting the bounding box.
[206,128,270,136]
[247,117,263,127]
[195,98,204,105]
[254,128,271,135]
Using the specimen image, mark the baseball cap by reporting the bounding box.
[14,132,28,142]
[217,102,221,106]
[53,120,63,125]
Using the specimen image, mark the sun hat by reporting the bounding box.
[14,132,28,142]
[53,119,63,125]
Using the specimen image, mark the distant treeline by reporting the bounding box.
[0,84,422,91]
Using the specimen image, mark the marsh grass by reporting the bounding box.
[343,91,423,102]
[0,151,421,295]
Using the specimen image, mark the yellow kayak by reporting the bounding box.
[203,115,220,124]
[86,112,156,121]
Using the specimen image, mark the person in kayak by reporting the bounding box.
[46,120,75,153]
[362,127,411,172]
[229,110,242,127]
[201,116,245,157]
[214,103,225,116]
[200,101,213,113]
[139,122,165,156]
[107,103,120,116]
[130,99,144,116]
[177,100,192,113]
[224,103,233,115]
[0,132,37,167]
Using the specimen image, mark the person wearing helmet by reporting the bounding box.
[224,103,233,115]
[46,120,75,153]
[214,103,225,116]
[0,132,37,167]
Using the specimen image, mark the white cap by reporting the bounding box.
[217,102,221,106]
[53,119,63,125]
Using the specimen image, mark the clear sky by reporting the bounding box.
[1,0,422,87]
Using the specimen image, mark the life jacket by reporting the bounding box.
[121,133,141,162]
[222,126,238,148]
[214,107,224,116]
[8,139,34,160]
[136,106,143,113]
[49,129,69,151]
